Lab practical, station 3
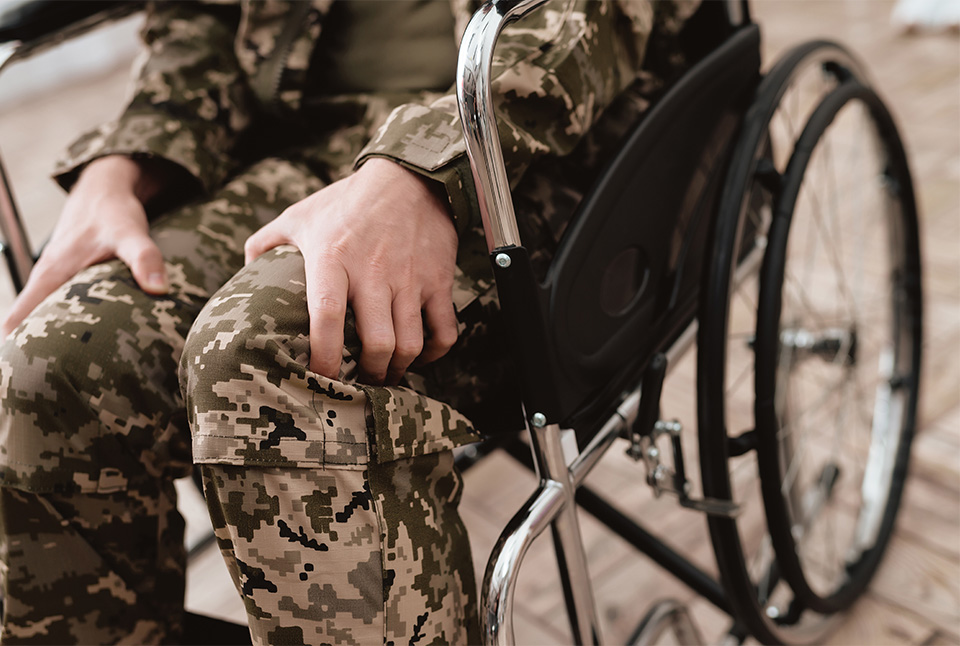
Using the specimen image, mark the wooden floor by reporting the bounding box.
[0,1,957,644]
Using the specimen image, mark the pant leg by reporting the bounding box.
[0,158,324,644]
[180,246,481,645]
[0,481,184,645]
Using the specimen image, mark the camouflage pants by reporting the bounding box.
[0,157,488,645]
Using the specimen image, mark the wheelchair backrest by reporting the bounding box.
[492,22,761,430]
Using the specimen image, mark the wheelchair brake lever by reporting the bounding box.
[625,359,742,518]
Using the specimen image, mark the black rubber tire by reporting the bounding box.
[698,40,875,645]
[754,80,922,616]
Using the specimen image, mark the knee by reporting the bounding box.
[179,246,312,401]
[0,323,98,431]
[0,328,108,492]
[1,276,184,420]
[0,265,194,491]
[180,248,376,469]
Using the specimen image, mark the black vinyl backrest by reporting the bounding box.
[492,24,762,428]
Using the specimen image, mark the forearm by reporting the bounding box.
[74,156,177,205]
[54,1,250,195]
[355,0,701,236]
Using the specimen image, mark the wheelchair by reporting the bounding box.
[0,0,923,644]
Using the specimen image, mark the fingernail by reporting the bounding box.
[147,273,169,292]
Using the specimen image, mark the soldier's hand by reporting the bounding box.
[1,156,170,338]
[244,158,459,386]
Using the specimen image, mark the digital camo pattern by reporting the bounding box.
[2,0,699,642]
[0,158,322,643]
[56,0,698,246]
[181,244,483,471]
[0,157,488,643]
[0,483,185,645]
[0,158,320,495]
[177,239,488,644]
[203,454,477,645]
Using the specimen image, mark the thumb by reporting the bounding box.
[244,223,290,265]
[115,233,169,294]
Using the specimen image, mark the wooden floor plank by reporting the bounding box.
[871,534,960,637]
[825,593,939,645]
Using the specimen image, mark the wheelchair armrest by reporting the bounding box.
[456,0,548,252]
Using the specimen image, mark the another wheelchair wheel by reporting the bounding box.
[754,81,922,616]
[698,41,879,644]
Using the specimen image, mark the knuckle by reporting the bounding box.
[434,325,459,349]
[362,335,395,357]
[324,242,352,266]
[396,337,423,359]
[311,296,346,318]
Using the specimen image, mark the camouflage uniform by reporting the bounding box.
[0,0,698,644]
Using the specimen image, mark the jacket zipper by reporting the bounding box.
[252,0,314,114]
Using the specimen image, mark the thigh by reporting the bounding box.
[151,157,325,297]
[0,158,324,494]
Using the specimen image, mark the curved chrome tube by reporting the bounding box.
[478,320,700,645]
[456,0,548,251]
[481,479,565,645]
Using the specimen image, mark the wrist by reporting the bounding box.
[359,157,454,222]
[76,155,169,204]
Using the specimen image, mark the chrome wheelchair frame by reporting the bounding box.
[456,1,921,644]
[0,1,923,644]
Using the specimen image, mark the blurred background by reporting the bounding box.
[0,0,956,643]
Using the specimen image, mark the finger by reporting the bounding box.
[244,223,289,265]
[385,290,424,386]
[418,293,459,365]
[114,233,168,294]
[352,288,396,386]
[306,257,349,379]
[0,263,75,337]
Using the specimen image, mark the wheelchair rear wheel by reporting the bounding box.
[754,80,922,617]
[697,41,899,644]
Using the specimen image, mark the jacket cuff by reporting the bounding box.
[355,99,481,238]
[357,152,479,240]
[356,99,465,171]
[53,112,233,194]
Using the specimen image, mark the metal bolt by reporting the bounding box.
[646,446,660,460]
[495,253,512,268]
[531,412,547,428]
[765,606,780,619]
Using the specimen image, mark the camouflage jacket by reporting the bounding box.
[54,0,698,238]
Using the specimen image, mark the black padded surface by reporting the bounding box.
[492,24,763,428]
[0,1,136,44]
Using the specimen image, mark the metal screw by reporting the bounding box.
[531,412,547,428]
[495,253,512,268]
[654,419,683,436]
[765,606,780,619]
[646,446,660,460]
